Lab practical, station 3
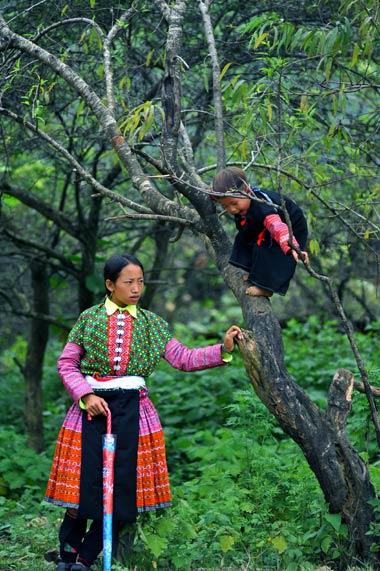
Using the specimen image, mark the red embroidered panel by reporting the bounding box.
[107,312,133,375]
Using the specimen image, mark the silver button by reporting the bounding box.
[114,365,120,371]
[113,356,121,361]
[117,329,124,335]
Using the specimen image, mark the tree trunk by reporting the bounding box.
[78,239,96,312]
[24,260,50,452]
[141,221,173,310]
[235,282,378,561]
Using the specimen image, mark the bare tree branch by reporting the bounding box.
[106,212,194,225]
[104,8,135,114]
[0,107,152,215]
[198,0,226,169]
[355,381,380,398]
[158,0,187,170]
[33,17,105,43]
[0,288,70,331]
[1,181,79,239]
[1,228,80,278]
[0,15,201,227]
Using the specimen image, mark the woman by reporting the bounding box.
[45,252,241,571]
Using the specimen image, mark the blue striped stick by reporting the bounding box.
[103,411,116,571]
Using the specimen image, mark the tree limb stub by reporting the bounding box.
[237,328,378,557]
[327,369,354,433]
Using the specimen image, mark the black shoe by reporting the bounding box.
[56,562,72,571]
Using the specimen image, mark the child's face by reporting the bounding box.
[216,196,251,216]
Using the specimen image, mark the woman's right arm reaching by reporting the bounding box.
[163,326,242,371]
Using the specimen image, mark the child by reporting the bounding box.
[45,252,241,570]
[211,167,309,297]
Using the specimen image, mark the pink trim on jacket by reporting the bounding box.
[57,339,226,402]
[263,213,300,254]
[57,342,92,403]
[164,338,225,371]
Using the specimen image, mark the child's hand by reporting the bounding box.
[223,325,243,353]
[291,250,309,264]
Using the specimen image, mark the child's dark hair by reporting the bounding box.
[211,167,248,198]
[104,253,144,293]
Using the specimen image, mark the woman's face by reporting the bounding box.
[106,263,144,306]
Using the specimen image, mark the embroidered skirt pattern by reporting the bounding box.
[45,389,171,517]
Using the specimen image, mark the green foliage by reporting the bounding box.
[0,430,51,500]
[118,388,353,570]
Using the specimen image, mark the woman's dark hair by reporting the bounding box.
[211,167,248,198]
[104,253,144,293]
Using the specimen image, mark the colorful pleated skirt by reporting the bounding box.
[44,389,171,521]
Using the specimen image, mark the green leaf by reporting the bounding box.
[351,43,360,67]
[321,535,332,553]
[254,32,269,50]
[266,98,273,122]
[2,196,21,207]
[144,532,167,558]
[220,62,232,81]
[270,534,288,553]
[300,95,309,113]
[145,49,154,67]
[309,239,320,255]
[324,57,333,80]
[157,517,176,537]
[219,535,236,553]
[324,513,341,532]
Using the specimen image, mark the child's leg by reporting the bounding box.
[246,285,273,297]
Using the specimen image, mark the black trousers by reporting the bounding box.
[59,511,124,566]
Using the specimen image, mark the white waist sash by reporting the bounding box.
[85,375,146,390]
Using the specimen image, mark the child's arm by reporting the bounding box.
[263,214,309,262]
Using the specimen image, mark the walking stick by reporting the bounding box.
[103,409,116,571]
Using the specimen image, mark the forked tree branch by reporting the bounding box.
[0,14,200,227]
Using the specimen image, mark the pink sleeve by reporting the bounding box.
[163,338,226,372]
[57,342,93,403]
[263,213,299,254]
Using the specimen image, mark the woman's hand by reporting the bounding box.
[82,393,109,418]
[223,325,243,353]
